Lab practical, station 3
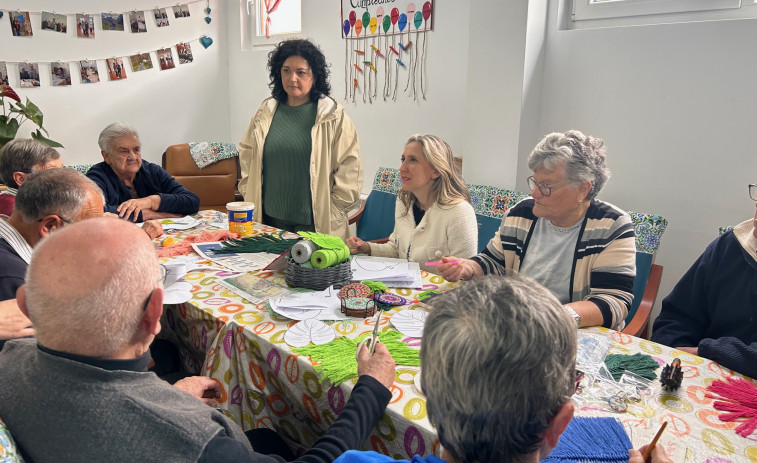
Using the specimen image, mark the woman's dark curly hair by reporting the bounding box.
[268,39,331,102]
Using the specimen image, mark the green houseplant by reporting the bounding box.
[0,83,63,148]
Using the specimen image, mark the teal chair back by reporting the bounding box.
[355,167,401,242]
[468,185,529,253]
[625,211,668,333]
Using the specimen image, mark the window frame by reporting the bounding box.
[571,0,741,22]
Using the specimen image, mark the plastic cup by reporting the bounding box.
[226,201,255,237]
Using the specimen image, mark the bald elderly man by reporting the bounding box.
[0,217,396,462]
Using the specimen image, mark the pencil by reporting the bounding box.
[642,421,667,460]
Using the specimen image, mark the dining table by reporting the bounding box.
[156,211,757,462]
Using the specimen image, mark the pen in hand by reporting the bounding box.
[642,421,667,460]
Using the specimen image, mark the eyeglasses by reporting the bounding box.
[36,215,71,224]
[750,184,756,201]
[526,176,571,197]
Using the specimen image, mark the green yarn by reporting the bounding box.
[293,330,419,386]
[604,353,659,381]
[361,280,388,293]
[298,232,345,250]
[216,233,299,254]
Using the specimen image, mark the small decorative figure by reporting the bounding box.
[660,358,684,391]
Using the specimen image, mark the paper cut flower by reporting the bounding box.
[0,83,62,147]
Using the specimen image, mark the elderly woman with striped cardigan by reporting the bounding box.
[438,130,636,330]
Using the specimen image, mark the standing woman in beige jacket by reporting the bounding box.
[238,39,362,239]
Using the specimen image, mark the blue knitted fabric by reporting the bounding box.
[542,417,632,462]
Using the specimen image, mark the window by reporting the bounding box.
[566,0,757,29]
[241,0,302,49]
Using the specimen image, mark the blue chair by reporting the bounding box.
[622,212,668,339]
[349,167,401,242]
[468,185,529,253]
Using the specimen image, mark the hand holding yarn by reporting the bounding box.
[345,235,371,254]
[356,341,396,389]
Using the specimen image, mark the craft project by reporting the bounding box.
[604,353,659,382]
[542,417,633,463]
[284,319,336,348]
[291,240,318,263]
[340,1,433,104]
[706,377,757,437]
[341,296,376,318]
[269,286,349,321]
[660,358,683,392]
[292,330,420,385]
[215,233,298,255]
[390,309,427,338]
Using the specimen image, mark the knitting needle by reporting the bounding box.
[642,421,667,460]
[425,260,459,266]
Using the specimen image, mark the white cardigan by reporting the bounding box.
[369,198,478,275]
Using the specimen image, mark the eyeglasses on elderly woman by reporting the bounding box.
[749,184,756,201]
[527,176,570,197]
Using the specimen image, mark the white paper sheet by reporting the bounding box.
[191,242,279,273]
[390,309,428,338]
[159,216,202,231]
[350,256,423,289]
[283,319,336,347]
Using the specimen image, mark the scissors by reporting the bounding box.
[357,312,382,359]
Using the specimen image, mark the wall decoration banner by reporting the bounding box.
[340,1,434,104]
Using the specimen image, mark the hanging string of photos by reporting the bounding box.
[341,1,433,104]
[0,1,213,88]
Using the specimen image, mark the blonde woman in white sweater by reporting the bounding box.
[346,134,477,275]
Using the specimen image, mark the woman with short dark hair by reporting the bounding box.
[238,39,363,238]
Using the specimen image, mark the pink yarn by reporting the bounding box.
[156,230,238,258]
[706,377,757,437]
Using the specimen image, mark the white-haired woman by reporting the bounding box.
[438,130,636,330]
[86,122,200,222]
[346,134,477,274]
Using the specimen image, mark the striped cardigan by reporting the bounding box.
[471,199,636,329]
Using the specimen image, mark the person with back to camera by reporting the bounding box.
[333,275,672,463]
[86,122,200,223]
[238,38,362,239]
[0,217,397,462]
[345,134,477,274]
[437,130,636,330]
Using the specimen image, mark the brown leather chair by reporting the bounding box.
[161,143,241,212]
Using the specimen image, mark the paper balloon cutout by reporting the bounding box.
[369,17,377,34]
[382,15,391,33]
[361,11,370,28]
[284,319,336,348]
[422,2,432,21]
[376,7,384,20]
[390,310,427,338]
[414,11,423,29]
[398,13,407,32]
[343,20,350,36]
[390,8,399,25]
[407,4,416,18]
[349,10,357,27]
[354,20,362,36]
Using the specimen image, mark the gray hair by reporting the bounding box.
[98,121,140,154]
[420,275,577,462]
[14,169,103,223]
[528,130,610,200]
[26,221,161,356]
[0,138,61,188]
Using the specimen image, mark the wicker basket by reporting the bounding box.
[284,256,352,291]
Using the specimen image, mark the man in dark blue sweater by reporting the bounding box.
[86,122,200,222]
[652,185,757,378]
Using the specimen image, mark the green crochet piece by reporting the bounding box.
[293,330,419,386]
[361,280,388,293]
[298,232,346,250]
[604,353,660,381]
[215,232,299,254]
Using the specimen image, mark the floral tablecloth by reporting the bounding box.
[157,213,462,458]
[579,327,757,462]
[158,212,757,461]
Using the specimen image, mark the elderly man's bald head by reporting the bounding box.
[23,218,162,357]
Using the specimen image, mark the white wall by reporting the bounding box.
[531,1,757,322]
[3,0,231,165]
[226,0,529,190]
